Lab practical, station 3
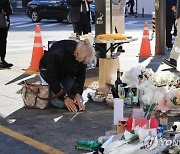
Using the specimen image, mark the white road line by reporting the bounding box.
[7,43,33,47]
[42,23,61,27]
[10,22,28,26]
[15,23,40,28]
[7,47,32,51]
[8,40,31,43]
[125,21,139,25]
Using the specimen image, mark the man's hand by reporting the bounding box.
[172,6,176,13]
[64,97,78,112]
[74,94,85,111]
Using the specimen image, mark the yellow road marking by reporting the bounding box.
[0,125,64,154]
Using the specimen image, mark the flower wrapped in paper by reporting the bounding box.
[140,83,164,120]
[103,126,158,154]
[157,88,180,111]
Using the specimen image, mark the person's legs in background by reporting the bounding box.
[72,21,82,36]
[166,15,174,49]
[0,27,13,68]
[72,13,90,36]
[129,2,135,15]
[82,13,91,35]
[163,18,180,68]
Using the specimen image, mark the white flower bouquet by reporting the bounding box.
[139,81,164,120]
[157,88,180,111]
[103,126,158,154]
[171,89,180,106]
[141,68,155,84]
[153,72,177,88]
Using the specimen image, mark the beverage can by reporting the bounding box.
[157,127,163,139]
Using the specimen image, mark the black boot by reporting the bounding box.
[0,60,13,68]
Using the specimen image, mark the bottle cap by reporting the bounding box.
[161,110,166,113]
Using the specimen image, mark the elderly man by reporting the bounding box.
[39,39,95,112]
[163,0,180,68]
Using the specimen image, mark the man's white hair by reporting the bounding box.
[76,39,97,65]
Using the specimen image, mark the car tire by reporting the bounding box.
[31,11,41,22]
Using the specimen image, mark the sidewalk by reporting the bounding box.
[0,18,179,153]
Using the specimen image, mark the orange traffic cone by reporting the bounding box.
[139,22,151,57]
[25,25,44,73]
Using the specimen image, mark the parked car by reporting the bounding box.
[27,0,95,23]
[26,0,69,22]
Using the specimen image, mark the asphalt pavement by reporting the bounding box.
[0,14,179,154]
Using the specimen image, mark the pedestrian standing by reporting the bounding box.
[112,0,126,33]
[0,0,13,68]
[67,0,92,36]
[166,0,177,50]
[126,0,137,17]
[163,0,180,69]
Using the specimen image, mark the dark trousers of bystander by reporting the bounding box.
[0,27,8,61]
[166,15,175,49]
[129,3,135,15]
[72,13,91,36]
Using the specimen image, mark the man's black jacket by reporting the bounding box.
[39,40,86,98]
[0,0,12,21]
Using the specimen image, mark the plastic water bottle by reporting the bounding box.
[125,87,134,108]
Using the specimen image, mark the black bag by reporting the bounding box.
[0,13,8,28]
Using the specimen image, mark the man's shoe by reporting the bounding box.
[0,60,13,68]
[162,58,177,68]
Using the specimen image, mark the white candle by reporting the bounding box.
[114,98,124,125]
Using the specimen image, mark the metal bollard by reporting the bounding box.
[150,12,156,40]
[142,7,144,17]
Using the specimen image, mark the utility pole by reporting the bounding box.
[95,0,112,58]
[155,0,166,55]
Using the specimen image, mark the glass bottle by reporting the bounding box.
[118,85,125,100]
[115,69,122,97]
[159,110,168,131]
[75,140,100,151]
[126,87,134,108]
[132,87,138,105]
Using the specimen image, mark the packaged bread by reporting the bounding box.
[96,33,127,40]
